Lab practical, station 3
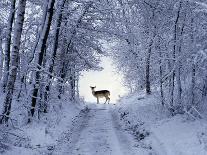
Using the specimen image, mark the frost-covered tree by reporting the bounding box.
[28,0,56,121]
[0,29,3,81]
[110,0,207,115]
[1,0,16,92]
[0,0,27,124]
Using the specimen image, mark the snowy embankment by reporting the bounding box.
[113,92,207,155]
[0,95,86,155]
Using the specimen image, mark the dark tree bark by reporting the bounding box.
[0,29,3,81]
[29,0,55,122]
[169,2,182,111]
[145,45,152,95]
[43,0,67,112]
[0,0,27,124]
[2,0,16,92]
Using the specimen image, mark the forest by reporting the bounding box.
[0,0,207,154]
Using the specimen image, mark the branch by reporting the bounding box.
[30,63,64,82]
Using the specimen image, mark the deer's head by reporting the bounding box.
[90,86,96,91]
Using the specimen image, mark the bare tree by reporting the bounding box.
[43,0,67,112]
[29,0,55,122]
[2,0,16,92]
[0,29,3,81]
[0,0,27,124]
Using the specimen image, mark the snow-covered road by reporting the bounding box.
[70,104,138,155]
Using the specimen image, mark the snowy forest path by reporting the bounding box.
[70,104,138,155]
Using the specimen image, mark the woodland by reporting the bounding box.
[0,0,207,154]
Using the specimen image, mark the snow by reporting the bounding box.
[72,105,123,155]
[54,104,139,155]
[150,116,207,155]
[1,96,83,155]
[2,91,207,155]
[1,0,207,154]
[114,91,207,155]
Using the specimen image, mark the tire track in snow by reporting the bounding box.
[70,104,140,155]
[54,104,150,155]
[71,105,123,155]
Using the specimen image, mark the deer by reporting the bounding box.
[90,86,110,104]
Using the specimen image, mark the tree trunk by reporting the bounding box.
[175,63,182,106]
[29,0,55,122]
[145,46,151,95]
[0,0,27,124]
[2,0,16,92]
[191,61,195,106]
[169,1,182,113]
[0,29,3,81]
[69,64,76,102]
[175,2,184,110]
[76,71,80,99]
[17,75,25,101]
[44,0,67,111]
[145,9,156,95]
[27,1,48,86]
[202,77,207,97]
[190,17,195,108]
[158,44,164,105]
[58,61,67,99]
[29,0,48,63]
[145,27,156,95]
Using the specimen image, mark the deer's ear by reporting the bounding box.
[94,86,96,88]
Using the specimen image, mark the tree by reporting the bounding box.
[2,0,16,92]
[0,0,27,124]
[29,0,56,122]
[43,0,67,112]
[0,28,3,81]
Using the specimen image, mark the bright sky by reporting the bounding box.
[79,57,128,104]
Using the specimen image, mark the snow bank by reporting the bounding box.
[114,91,207,155]
[1,95,84,155]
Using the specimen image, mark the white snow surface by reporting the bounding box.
[114,91,207,155]
[1,96,83,155]
[53,104,141,155]
[2,92,207,155]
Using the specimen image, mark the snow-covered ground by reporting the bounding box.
[2,92,207,155]
[0,95,84,155]
[114,91,207,155]
[63,104,139,155]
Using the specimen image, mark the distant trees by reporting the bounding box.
[111,0,207,116]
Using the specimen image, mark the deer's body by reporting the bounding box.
[90,86,110,104]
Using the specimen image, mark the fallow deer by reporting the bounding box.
[90,86,110,104]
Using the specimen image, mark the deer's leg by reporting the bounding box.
[108,97,110,104]
[104,97,107,104]
[97,97,99,104]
